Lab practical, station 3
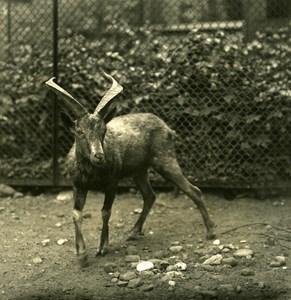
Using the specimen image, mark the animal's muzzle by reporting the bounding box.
[90,152,105,166]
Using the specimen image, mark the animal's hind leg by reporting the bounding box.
[153,159,216,239]
[128,172,156,240]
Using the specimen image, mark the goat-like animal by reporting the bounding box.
[46,73,216,265]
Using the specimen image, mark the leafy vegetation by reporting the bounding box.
[0,24,290,185]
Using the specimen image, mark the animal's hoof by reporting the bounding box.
[126,232,143,241]
[78,253,89,268]
[96,248,108,257]
[206,231,217,240]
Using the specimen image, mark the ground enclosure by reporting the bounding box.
[0,0,290,188]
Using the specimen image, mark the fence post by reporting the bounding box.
[6,0,11,59]
[52,0,59,186]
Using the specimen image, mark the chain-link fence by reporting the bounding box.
[0,0,290,188]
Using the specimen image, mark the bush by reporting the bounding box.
[0,24,290,185]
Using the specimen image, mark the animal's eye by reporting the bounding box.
[75,129,84,136]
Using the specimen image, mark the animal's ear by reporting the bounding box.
[60,111,75,132]
[100,104,117,124]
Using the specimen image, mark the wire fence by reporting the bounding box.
[0,0,290,188]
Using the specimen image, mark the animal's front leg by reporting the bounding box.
[72,186,88,266]
[96,185,116,256]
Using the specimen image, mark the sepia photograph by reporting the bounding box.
[0,0,290,299]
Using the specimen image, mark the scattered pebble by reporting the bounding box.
[258,281,265,289]
[125,255,140,263]
[222,257,238,267]
[222,248,230,253]
[128,277,143,288]
[208,246,220,255]
[142,284,154,292]
[219,284,234,292]
[56,191,72,201]
[117,280,128,287]
[104,262,117,273]
[139,270,155,277]
[116,222,124,228]
[133,208,142,214]
[171,241,180,246]
[225,243,235,250]
[270,260,282,268]
[111,278,118,283]
[275,256,286,265]
[0,207,5,212]
[0,184,18,197]
[57,238,68,245]
[33,257,43,264]
[110,271,120,278]
[136,261,154,272]
[126,245,138,255]
[161,271,183,282]
[174,262,187,271]
[119,271,137,281]
[213,239,220,245]
[233,249,253,258]
[240,240,247,243]
[241,268,254,276]
[154,250,165,259]
[200,264,215,272]
[55,222,62,227]
[169,245,184,253]
[203,254,223,266]
[41,239,50,246]
[168,280,176,287]
[13,192,24,198]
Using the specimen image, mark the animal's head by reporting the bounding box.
[45,72,123,166]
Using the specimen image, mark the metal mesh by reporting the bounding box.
[0,0,290,188]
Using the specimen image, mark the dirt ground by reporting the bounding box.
[0,188,290,300]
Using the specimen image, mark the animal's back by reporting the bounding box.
[104,113,176,175]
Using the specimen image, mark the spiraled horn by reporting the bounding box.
[45,77,88,115]
[93,71,123,116]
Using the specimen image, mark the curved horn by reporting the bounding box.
[45,77,88,115]
[94,72,123,115]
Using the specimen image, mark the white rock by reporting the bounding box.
[275,256,286,265]
[161,271,183,282]
[233,249,253,258]
[213,239,220,245]
[136,261,154,272]
[133,208,142,214]
[174,262,187,271]
[56,191,72,201]
[203,254,223,266]
[13,192,24,198]
[168,280,176,287]
[171,241,180,246]
[33,257,43,264]
[0,184,17,197]
[57,238,68,245]
[41,239,50,246]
